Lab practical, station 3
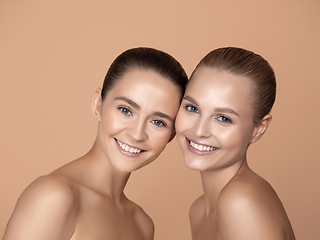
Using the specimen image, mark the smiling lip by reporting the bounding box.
[186,137,220,155]
[115,138,145,158]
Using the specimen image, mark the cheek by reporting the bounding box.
[148,130,171,154]
[175,110,189,135]
[218,126,252,151]
[100,112,126,134]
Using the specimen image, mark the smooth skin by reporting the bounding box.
[3,69,181,240]
[175,67,295,240]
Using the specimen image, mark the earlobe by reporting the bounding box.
[92,88,102,121]
[250,114,272,143]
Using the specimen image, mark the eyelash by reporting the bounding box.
[185,105,199,113]
[216,115,232,124]
[118,107,167,127]
[118,106,133,116]
[151,119,167,127]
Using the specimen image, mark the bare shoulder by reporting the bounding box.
[219,172,280,206]
[3,174,79,240]
[25,174,78,208]
[129,201,154,240]
[189,195,206,223]
[217,172,295,240]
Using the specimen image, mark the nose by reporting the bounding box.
[126,118,148,141]
[194,117,212,138]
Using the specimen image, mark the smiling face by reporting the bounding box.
[175,67,261,172]
[94,68,181,173]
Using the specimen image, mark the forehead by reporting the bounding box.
[187,67,254,113]
[105,69,181,113]
[112,68,180,95]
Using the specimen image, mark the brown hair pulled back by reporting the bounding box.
[101,47,188,101]
[193,47,276,124]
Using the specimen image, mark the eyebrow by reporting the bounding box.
[183,96,239,117]
[153,111,174,124]
[183,96,199,106]
[114,97,140,109]
[214,107,239,117]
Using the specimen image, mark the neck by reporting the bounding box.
[82,141,131,203]
[200,156,248,214]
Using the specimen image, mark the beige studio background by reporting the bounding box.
[0,0,319,239]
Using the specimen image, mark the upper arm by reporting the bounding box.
[133,205,154,240]
[142,214,154,240]
[189,196,205,236]
[217,180,291,240]
[3,176,78,240]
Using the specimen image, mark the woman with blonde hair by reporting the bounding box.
[175,47,295,240]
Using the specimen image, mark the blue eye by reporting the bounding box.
[152,119,166,127]
[119,107,132,115]
[217,116,232,123]
[186,105,199,113]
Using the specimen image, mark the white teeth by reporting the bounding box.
[116,139,142,154]
[189,140,216,152]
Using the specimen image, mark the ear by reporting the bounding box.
[92,88,103,121]
[250,114,272,143]
[168,130,176,143]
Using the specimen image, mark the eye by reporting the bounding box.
[186,105,199,113]
[217,115,232,123]
[118,107,132,116]
[151,119,167,127]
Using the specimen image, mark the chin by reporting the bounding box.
[112,161,141,173]
[121,158,156,173]
[184,157,207,172]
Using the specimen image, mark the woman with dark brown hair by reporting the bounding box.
[3,47,188,240]
[175,47,295,240]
